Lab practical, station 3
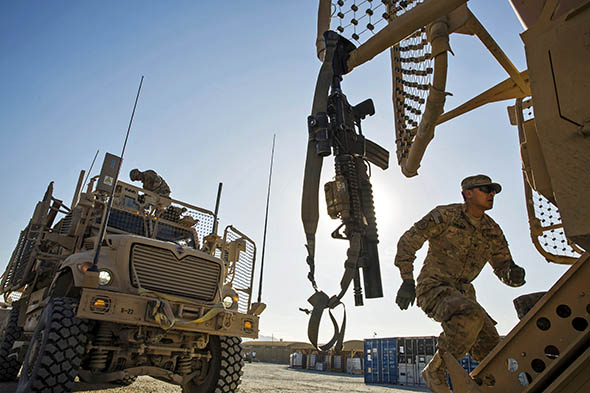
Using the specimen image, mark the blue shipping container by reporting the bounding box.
[364,338,398,385]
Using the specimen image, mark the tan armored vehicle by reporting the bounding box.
[0,153,264,393]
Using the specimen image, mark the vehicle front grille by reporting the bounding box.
[130,244,221,302]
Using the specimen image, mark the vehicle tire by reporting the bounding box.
[0,300,24,382]
[183,335,244,393]
[16,297,89,393]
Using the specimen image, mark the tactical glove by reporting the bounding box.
[507,265,526,287]
[395,279,416,310]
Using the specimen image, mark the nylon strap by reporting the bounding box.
[301,32,339,261]
[305,233,361,352]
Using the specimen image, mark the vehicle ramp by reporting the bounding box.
[447,252,589,392]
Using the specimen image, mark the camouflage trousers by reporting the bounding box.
[418,285,500,362]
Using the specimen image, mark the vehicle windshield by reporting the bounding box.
[102,181,215,249]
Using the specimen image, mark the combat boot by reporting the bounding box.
[422,351,451,393]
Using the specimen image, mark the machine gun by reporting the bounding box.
[301,31,389,351]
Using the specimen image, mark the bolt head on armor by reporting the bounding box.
[461,174,502,194]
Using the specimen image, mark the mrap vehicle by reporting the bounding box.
[0,153,265,393]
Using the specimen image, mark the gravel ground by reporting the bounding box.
[0,363,428,393]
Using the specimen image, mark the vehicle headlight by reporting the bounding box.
[223,296,234,309]
[98,270,113,286]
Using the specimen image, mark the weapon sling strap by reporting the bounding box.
[302,30,361,351]
[304,233,361,352]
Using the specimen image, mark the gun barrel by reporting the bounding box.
[358,157,383,299]
[353,270,364,306]
[362,239,383,298]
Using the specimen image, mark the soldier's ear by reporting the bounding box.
[462,190,473,202]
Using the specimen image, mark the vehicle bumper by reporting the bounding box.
[76,288,259,338]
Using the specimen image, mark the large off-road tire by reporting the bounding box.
[183,335,244,393]
[0,301,24,382]
[16,297,89,393]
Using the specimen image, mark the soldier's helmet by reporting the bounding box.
[129,169,142,181]
[461,174,502,194]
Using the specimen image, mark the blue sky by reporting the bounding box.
[0,1,570,343]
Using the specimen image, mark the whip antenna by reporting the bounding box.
[257,134,276,303]
[83,149,100,186]
[212,182,223,235]
[91,76,144,270]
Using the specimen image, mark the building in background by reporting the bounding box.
[329,340,364,374]
[243,340,365,374]
[243,341,314,364]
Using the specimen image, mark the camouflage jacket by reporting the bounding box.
[141,170,171,197]
[395,203,520,298]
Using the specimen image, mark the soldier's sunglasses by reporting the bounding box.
[472,185,496,194]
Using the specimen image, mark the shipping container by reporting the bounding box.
[332,355,342,370]
[347,357,363,374]
[307,353,317,369]
[398,336,437,359]
[416,354,434,386]
[289,352,304,368]
[397,337,437,387]
[398,363,417,385]
[364,338,398,384]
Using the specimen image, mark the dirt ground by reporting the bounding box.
[0,362,428,393]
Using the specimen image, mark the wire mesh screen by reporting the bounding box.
[1,225,39,292]
[389,0,433,165]
[530,189,584,259]
[55,212,73,235]
[1,228,28,293]
[158,203,215,248]
[329,1,433,166]
[181,206,215,247]
[392,26,433,164]
[106,204,214,249]
[331,0,425,44]
[108,210,147,237]
[111,182,216,249]
[154,222,196,249]
[223,226,256,314]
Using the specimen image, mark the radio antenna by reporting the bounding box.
[212,182,223,235]
[257,134,276,303]
[83,149,100,186]
[91,76,144,270]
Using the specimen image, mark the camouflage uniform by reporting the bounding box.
[395,203,522,361]
[138,170,171,197]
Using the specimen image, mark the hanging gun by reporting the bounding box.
[302,31,389,351]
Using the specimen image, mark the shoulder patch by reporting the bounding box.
[415,208,443,230]
[431,209,443,224]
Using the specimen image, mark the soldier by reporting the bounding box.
[129,169,171,198]
[394,174,526,393]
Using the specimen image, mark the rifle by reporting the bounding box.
[301,31,389,352]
